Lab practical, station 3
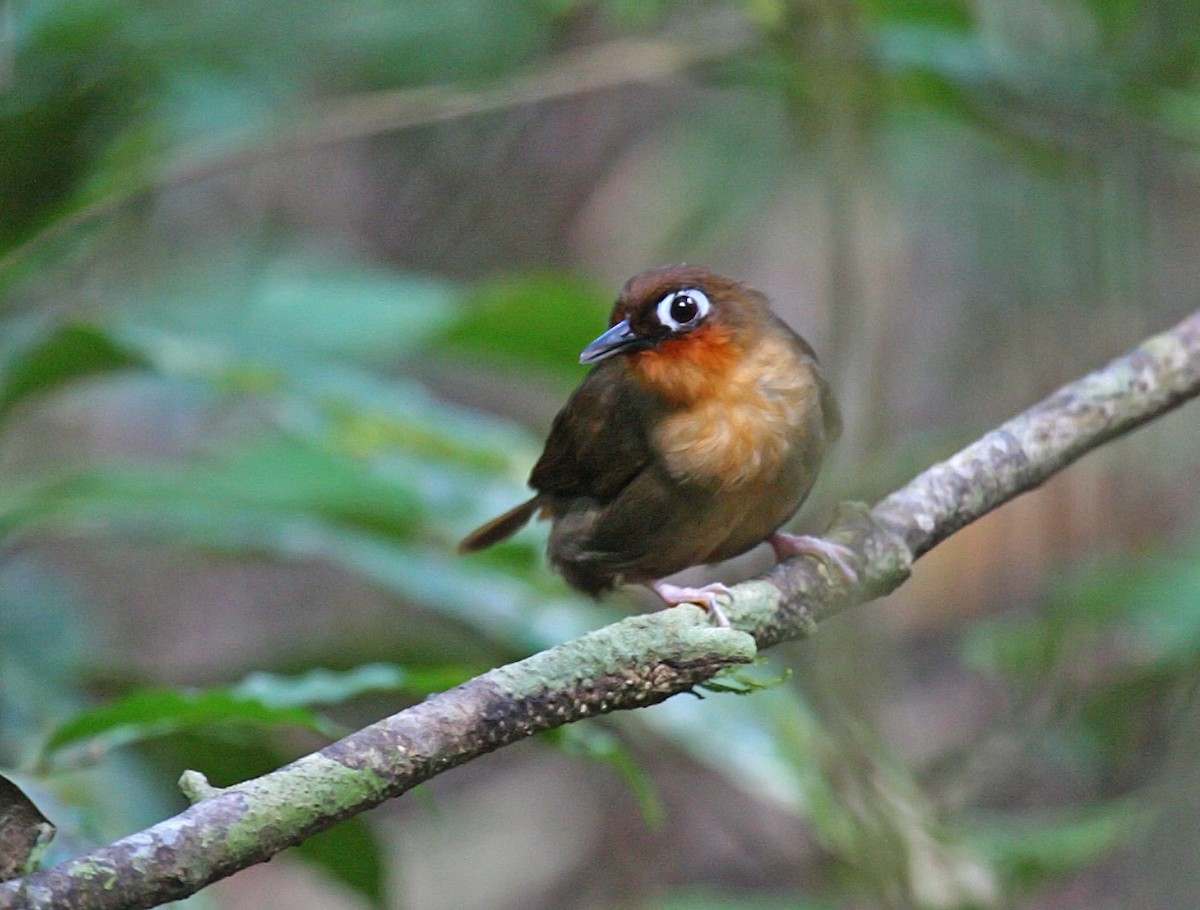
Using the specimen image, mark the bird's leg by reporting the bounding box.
[651,581,734,629]
[769,532,858,584]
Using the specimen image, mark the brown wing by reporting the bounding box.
[773,311,842,442]
[815,367,842,441]
[458,364,652,556]
[529,361,654,502]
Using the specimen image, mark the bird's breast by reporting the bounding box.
[650,333,821,489]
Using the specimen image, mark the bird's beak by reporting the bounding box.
[578,319,648,364]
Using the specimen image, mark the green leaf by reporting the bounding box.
[0,435,425,544]
[232,663,473,708]
[0,0,566,272]
[0,323,148,423]
[250,260,459,364]
[868,0,972,30]
[37,661,478,773]
[118,250,463,365]
[100,320,539,478]
[699,662,792,695]
[963,547,1200,682]
[38,688,337,770]
[434,271,612,382]
[0,409,592,654]
[969,802,1147,890]
[0,0,164,254]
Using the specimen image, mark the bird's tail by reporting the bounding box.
[457,497,539,553]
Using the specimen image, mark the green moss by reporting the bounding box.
[225,755,391,858]
[489,608,758,702]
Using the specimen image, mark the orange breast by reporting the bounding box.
[641,330,820,489]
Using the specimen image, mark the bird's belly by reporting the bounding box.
[698,455,813,564]
[636,377,823,571]
[546,452,814,592]
[652,402,790,489]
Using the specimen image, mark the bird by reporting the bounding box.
[458,264,852,628]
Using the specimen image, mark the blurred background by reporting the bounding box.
[2,0,1200,907]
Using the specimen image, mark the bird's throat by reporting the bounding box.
[628,322,741,406]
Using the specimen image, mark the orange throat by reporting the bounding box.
[628,323,741,406]
[635,326,818,489]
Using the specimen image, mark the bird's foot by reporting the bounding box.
[651,581,734,629]
[769,533,858,584]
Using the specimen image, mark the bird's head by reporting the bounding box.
[579,265,769,405]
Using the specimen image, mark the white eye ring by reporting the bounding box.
[655,288,711,331]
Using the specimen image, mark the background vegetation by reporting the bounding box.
[3,0,1200,907]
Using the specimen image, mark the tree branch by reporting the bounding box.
[3,310,1199,909]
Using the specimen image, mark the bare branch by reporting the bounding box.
[3,309,1199,909]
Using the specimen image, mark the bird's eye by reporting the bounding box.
[655,288,711,331]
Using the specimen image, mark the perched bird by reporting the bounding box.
[458,264,851,627]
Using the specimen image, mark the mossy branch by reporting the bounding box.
[2,310,1199,909]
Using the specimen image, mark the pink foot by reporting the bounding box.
[769,533,858,584]
[651,581,734,628]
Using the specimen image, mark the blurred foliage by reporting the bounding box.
[1,0,1199,908]
[35,663,473,774]
[964,547,1200,787]
[436,272,613,383]
[651,891,833,910]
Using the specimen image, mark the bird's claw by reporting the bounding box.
[651,581,734,628]
[769,532,858,584]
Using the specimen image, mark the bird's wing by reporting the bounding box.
[815,368,842,441]
[529,363,653,502]
[778,313,842,442]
